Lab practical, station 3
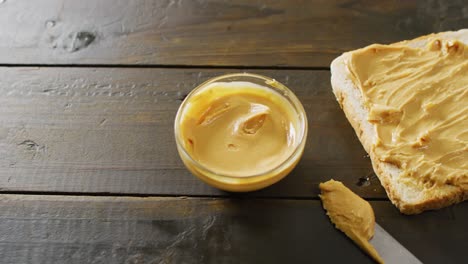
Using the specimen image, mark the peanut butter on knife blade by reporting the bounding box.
[320,180,384,264]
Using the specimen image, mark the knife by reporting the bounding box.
[370,223,423,264]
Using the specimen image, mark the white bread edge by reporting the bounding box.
[330,29,468,214]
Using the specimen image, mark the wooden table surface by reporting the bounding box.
[0,1,466,263]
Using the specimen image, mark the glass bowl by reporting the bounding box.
[174,73,308,192]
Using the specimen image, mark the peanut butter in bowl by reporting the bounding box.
[174,73,307,192]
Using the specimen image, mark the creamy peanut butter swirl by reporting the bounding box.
[179,82,299,177]
[347,39,468,188]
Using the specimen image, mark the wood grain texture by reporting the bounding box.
[0,194,466,264]
[0,67,387,198]
[0,0,466,66]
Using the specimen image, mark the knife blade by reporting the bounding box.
[370,223,423,264]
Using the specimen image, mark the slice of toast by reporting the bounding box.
[330,29,468,214]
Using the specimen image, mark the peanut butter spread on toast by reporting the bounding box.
[347,39,468,189]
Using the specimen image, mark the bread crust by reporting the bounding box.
[330,30,468,214]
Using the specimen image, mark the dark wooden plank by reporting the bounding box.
[0,67,386,198]
[373,202,468,264]
[0,195,466,264]
[0,0,466,67]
